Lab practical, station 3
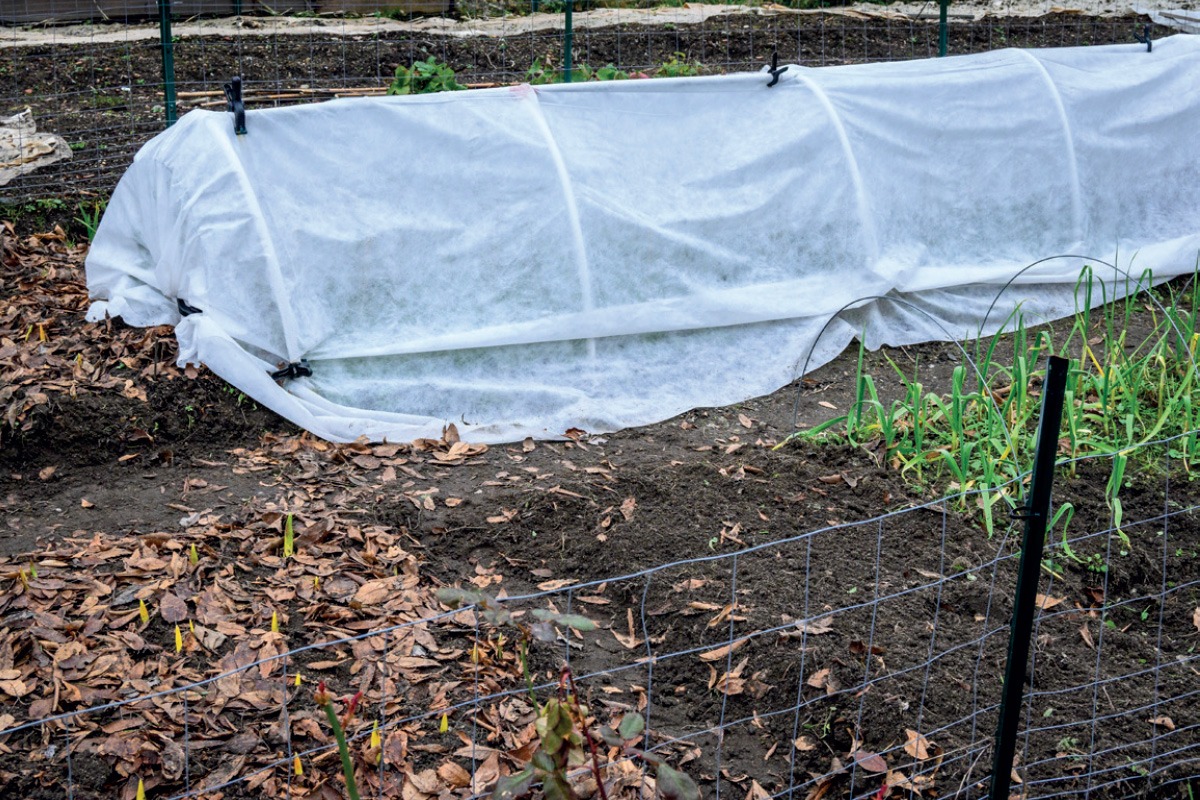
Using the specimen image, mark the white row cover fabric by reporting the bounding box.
[87,36,1200,443]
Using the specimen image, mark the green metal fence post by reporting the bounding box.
[938,0,949,57]
[989,355,1069,800]
[563,0,574,82]
[158,0,178,126]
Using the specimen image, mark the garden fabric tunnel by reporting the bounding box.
[86,36,1200,443]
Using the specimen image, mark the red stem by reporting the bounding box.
[563,666,610,800]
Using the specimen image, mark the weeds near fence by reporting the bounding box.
[783,268,1200,534]
[389,58,467,94]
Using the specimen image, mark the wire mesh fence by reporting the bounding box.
[0,427,1197,799]
[0,0,1189,205]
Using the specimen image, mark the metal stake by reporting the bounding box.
[158,0,177,126]
[938,0,950,57]
[989,355,1069,800]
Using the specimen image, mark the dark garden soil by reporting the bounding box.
[2,213,1199,800]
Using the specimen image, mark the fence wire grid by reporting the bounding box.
[1,428,1198,800]
[0,0,1191,204]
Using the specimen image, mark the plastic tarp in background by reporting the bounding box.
[86,36,1200,443]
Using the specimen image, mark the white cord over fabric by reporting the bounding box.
[790,68,881,269]
[1014,48,1086,245]
[522,85,598,361]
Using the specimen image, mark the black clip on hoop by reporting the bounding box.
[766,49,789,88]
[1009,504,1042,522]
[271,360,313,381]
[177,298,202,317]
[1134,23,1152,52]
[223,76,248,135]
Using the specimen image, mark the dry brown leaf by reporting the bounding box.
[438,761,472,788]
[794,735,818,752]
[487,508,518,524]
[805,667,840,695]
[903,729,933,761]
[711,667,745,696]
[818,401,838,410]
[1079,623,1095,650]
[849,640,885,657]
[673,579,708,592]
[408,768,441,794]
[1193,607,1200,633]
[783,616,834,638]
[699,637,748,662]
[744,779,770,800]
[738,413,754,429]
[1149,716,1176,730]
[851,750,888,773]
[804,777,836,800]
[1035,594,1064,610]
[536,578,577,591]
[159,592,188,623]
[353,577,396,605]
[612,608,640,650]
[620,496,637,521]
[38,466,55,480]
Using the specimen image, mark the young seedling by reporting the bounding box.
[283,513,295,559]
[437,588,700,800]
[314,681,364,800]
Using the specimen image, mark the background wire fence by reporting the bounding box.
[1,436,1196,799]
[0,0,1187,205]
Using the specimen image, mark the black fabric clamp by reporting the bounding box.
[1135,24,1152,52]
[766,50,789,88]
[223,76,248,135]
[177,298,202,316]
[1009,504,1042,522]
[271,360,313,381]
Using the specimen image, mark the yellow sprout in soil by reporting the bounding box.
[439,713,449,733]
[294,755,303,776]
[174,625,183,653]
[136,778,145,800]
[283,513,295,559]
[139,599,150,625]
[271,611,280,634]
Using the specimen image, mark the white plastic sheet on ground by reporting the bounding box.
[86,35,1200,443]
